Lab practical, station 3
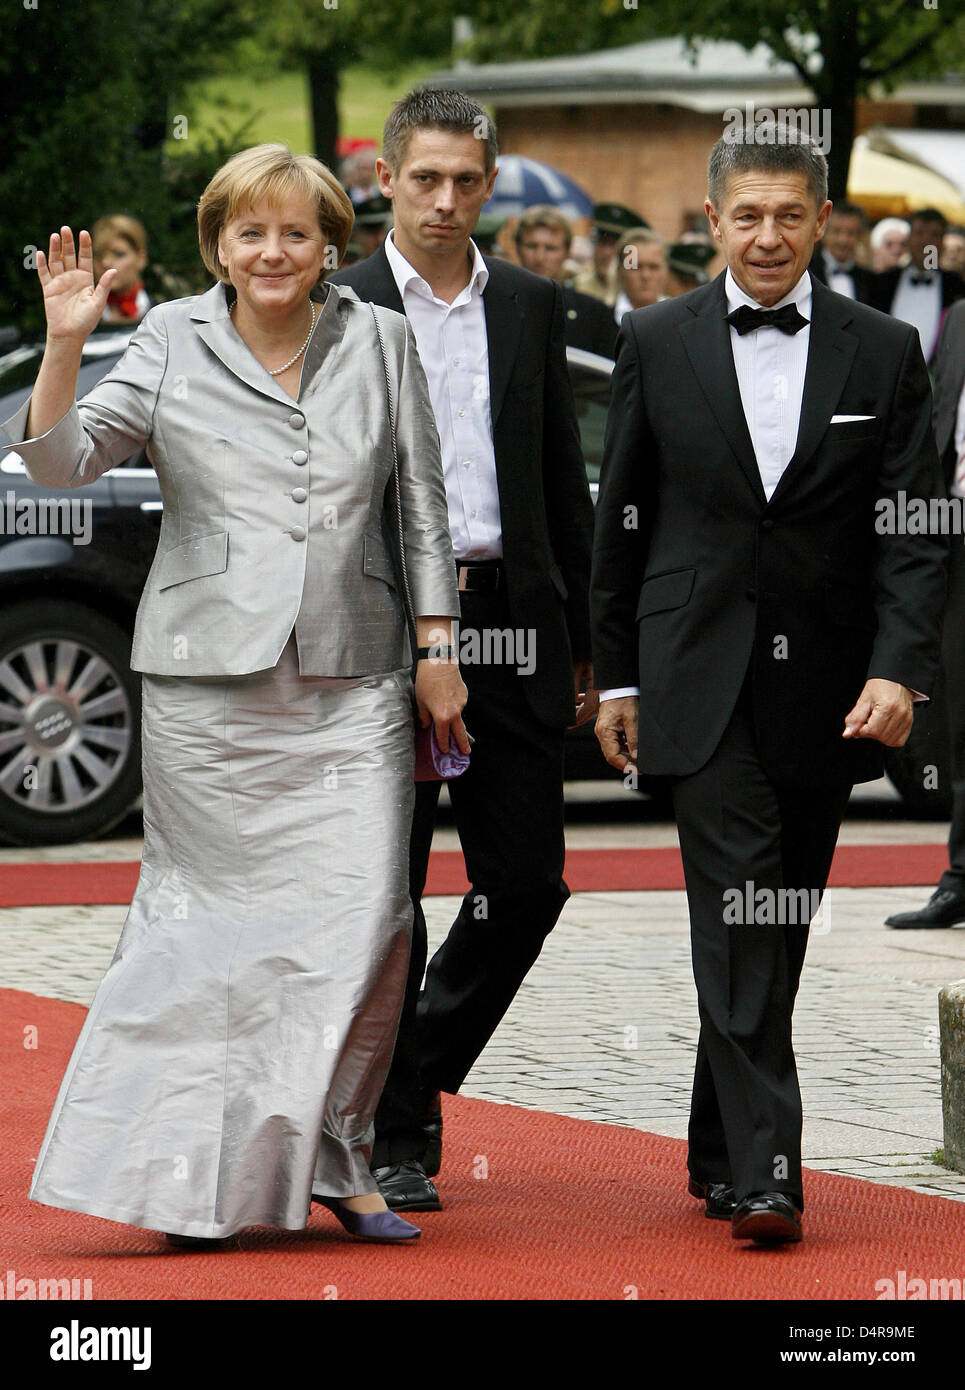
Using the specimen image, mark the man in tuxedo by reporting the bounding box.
[329,87,596,1211]
[871,207,965,364]
[807,201,876,303]
[887,298,965,929]
[591,125,947,1244]
[514,205,619,358]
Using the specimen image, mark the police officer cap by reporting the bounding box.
[354,195,393,227]
[593,203,650,236]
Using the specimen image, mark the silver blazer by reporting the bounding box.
[2,280,459,676]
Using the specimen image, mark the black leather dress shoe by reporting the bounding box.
[885,888,965,929]
[731,1192,802,1244]
[422,1093,443,1178]
[687,1175,737,1219]
[372,1160,442,1212]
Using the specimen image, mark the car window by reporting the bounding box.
[0,346,45,398]
[0,346,126,424]
[568,362,612,486]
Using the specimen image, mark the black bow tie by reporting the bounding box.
[827,258,854,275]
[726,303,809,336]
[909,272,935,286]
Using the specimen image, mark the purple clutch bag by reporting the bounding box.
[414,725,471,781]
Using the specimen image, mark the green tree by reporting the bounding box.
[0,0,255,335]
[263,0,455,170]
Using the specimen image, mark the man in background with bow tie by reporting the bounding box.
[807,201,876,304]
[871,207,965,365]
[591,124,948,1245]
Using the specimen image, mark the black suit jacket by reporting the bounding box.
[561,284,619,358]
[807,247,877,305]
[869,267,965,363]
[328,243,594,729]
[590,270,948,787]
[932,299,965,480]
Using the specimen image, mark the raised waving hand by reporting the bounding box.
[36,228,116,342]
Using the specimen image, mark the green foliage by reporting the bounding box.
[437,0,965,89]
[261,0,453,74]
[0,0,256,336]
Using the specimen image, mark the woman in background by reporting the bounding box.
[92,214,152,323]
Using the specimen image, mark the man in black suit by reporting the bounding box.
[807,200,876,304]
[887,298,965,929]
[870,207,965,364]
[329,88,596,1211]
[591,125,947,1244]
[514,205,619,358]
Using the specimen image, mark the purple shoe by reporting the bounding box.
[312,1196,421,1242]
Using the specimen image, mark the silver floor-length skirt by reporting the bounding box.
[28,633,415,1239]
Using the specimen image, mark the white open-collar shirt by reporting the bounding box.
[384,228,502,560]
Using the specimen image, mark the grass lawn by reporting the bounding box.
[175,60,443,156]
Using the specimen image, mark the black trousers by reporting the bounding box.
[371,585,569,1168]
[669,674,852,1211]
[939,536,965,893]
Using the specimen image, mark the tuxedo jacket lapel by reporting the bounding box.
[768,276,858,505]
[678,274,765,505]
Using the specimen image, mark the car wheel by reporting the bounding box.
[882,674,952,820]
[0,600,141,846]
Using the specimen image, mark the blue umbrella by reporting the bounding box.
[481,155,595,220]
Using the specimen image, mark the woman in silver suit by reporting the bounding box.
[5,144,467,1246]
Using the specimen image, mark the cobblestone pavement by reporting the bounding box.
[4,814,965,1204]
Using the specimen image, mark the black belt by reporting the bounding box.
[455,559,502,592]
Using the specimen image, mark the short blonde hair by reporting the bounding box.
[91,215,148,258]
[197,143,355,285]
[612,227,666,289]
[615,227,666,263]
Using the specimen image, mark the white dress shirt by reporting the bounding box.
[890,266,942,363]
[383,228,502,559]
[725,267,811,503]
[822,249,857,300]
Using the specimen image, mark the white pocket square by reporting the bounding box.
[830,414,876,423]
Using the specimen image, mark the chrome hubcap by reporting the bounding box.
[0,639,132,814]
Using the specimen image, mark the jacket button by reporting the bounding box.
[290,525,307,542]
[292,449,308,465]
[291,487,307,503]
[289,413,305,430]
[760,519,774,531]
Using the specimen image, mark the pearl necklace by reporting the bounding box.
[229,298,317,376]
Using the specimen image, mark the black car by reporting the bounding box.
[0,335,950,845]
[0,328,156,845]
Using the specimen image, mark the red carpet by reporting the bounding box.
[2,986,963,1300]
[0,843,951,907]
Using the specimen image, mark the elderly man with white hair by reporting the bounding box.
[869,216,910,271]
